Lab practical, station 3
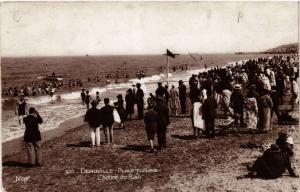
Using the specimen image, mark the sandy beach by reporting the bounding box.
[2,105,299,191]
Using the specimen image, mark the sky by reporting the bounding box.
[1,1,299,57]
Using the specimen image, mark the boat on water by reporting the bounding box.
[38,72,64,81]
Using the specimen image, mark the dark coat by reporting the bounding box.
[155,86,165,97]
[125,92,135,114]
[99,105,114,127]
[202,96,217,120]
[179,84,187,100]
[155,102,170,130]
[114,99,127,122]
[84,107,101,128]
[144,109,159,140]
[23,114,43,142]
[136,88,144,103]
[230,91,244,113]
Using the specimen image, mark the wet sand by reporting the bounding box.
[2,106,299,191]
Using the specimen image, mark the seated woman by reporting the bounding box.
[246,144,298,179]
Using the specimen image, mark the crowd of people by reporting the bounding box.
[18,54,299,179]
[3,81,63,97]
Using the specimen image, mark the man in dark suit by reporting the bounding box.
[202,91,218,138]
[23,107,43,166]
[84,100,101,148]
[99,98,114,144]
[136,83,144,119]
[155,97,170,150]
[179,80,187,114]
[155,82,165,98]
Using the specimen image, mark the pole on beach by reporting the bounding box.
[164,49,178,85]
[167,52,169,85]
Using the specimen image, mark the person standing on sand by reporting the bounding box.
[23,107,43,167]
[85,90,91,110]
[155,82,165,98]
[125,89,135,120]
[169,85,180,115]
[257,89,273,131]
[100,98,115,144]
[16,93,27,127]
[202,91,217,139]
[136,83,144,119]
[164,85,170,107]
[155,97,170,150]
[81,89,85,104]
[179,80,187,114]
[230,84,245,129]
[144,103,159,153]
[192,96,205,137]
[84,100,101,148]
[95,91,101,103]
[245,90,258,133]
[114,94,127,129]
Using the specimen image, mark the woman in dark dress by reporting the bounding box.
[125,89,135,120]
[144,104,158,153]
[114,94,127,129]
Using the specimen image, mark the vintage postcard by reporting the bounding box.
[1,1,299,191]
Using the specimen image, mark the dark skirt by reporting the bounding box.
[145,123,157,140]
[117,108,127,123]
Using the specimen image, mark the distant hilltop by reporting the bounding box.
[234,43,299,55]
[263,43,299,54]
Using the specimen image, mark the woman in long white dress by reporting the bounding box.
[245,90,258,133]
[192,96,204,137]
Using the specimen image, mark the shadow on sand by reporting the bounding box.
[171,134,201,140]
[3,161,33,168]
[66,141,106,147]
[121,144,150,152]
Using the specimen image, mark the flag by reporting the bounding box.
[166,49,176,58]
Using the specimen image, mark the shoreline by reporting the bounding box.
[2,115,85,158]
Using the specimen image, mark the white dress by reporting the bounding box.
[193,102,204,130]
